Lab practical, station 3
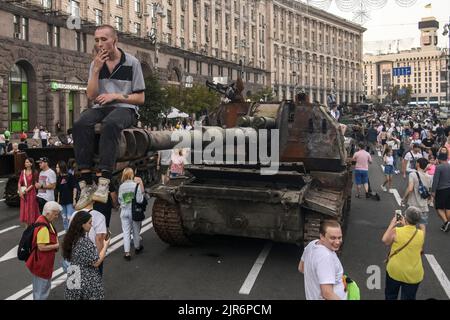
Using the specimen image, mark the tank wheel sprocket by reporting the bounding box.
[4,176,20,207]
[303,215,321,248]
[152,199,192,246]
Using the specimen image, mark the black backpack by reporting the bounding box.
[17,222,49,261]
[132,184,147,222]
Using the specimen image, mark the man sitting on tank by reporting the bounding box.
[72,25,145,210]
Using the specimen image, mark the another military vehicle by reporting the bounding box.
[148,86,353,247]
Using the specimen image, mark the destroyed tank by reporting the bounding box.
[146,83,353,247]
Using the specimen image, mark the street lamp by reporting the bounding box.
[149,3,165,66]
[443,19,450,108]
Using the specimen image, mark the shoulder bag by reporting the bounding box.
[18,170,27,195]
[415,172,431,199]
[131,183,147,222]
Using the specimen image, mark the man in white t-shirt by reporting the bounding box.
[402,144,427,178]
[71,202,107,252]
[35,157,57,214]
[298,220,347,300]
[40,129,49,148]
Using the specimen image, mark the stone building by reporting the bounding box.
[363,16,448,106]
[0,0,365,133]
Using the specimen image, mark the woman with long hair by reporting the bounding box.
[62,211,109,300]
[56,161,77,230]
[118,167,144,260]
[18,158,40,227]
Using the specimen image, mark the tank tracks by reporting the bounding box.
[4,176,19,207]
[303,215,322,247]
[302,193,350,248]
[152,199,192,246]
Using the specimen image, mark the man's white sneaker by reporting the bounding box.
[75,181,96,211]
[381,185,387,192]
[91,177,110,204]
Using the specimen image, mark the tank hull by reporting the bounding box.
[151,165,350,246]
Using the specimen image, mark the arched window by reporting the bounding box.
[9,64,29,132]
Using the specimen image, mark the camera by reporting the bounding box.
[395,210,403,221]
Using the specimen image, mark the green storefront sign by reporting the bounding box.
[50,82,87,91]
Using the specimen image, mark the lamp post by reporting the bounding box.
[443,19,450,109]
[149,3,165,67]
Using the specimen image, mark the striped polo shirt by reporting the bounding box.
[89,48,145,111]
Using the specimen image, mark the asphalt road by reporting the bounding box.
[0,153,449,300]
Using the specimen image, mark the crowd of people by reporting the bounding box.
[0,124,72,155]
[300,104,450,301]
[15,152,152,299]
[16,146,189,300]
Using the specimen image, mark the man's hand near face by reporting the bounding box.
[93,49,109,74]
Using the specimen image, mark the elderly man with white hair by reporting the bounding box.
[25,201,62,300]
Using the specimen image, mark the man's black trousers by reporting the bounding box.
[72,107,136,172]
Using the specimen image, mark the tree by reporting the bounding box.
[140,74,170,127]
[248,87,275,102]
[182,84,221,115]
[392,84,413,106]
[164,83,221,117]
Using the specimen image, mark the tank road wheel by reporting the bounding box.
[152,199,192,246]
[303,214,321,248]
[4,176,20,207]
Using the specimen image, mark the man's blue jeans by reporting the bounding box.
[32,275,51,300]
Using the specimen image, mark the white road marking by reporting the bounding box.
[6,218,153,300]
[425,254,450,299]
[0,180,5,184]
[381,165,385,172]
[0,246,18,263]
[239,242,273,295]
[0,229,67,263]
[0,199,5,202]
[22,275,67,300]
[390,189,402,207]
[377,151,382,157]
[0,225,20,235]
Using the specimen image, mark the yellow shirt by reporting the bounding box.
[36,224,55,244]
[387,225,424,284]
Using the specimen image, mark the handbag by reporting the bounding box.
[18,170,27,195]
[415,172,431,199]
[384,228,418,264]
[131,183,147,222]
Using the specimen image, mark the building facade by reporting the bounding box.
[0,0,365,134]
[363,16,448,106]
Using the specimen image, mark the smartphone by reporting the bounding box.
[395,210,403,221]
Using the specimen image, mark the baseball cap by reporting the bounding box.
[37,157,49,163]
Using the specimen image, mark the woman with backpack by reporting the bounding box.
[62,211,110,300]
[401,158,431,228]
[18,158,40,227]
[118,168,145,261]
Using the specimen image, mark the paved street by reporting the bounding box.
[0,152,449,300]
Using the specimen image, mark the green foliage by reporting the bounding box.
[140,75,221,125]
[140,74,170,126]
[165,83,221,115]
[248,87,275,102]
[392,85,413,106]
